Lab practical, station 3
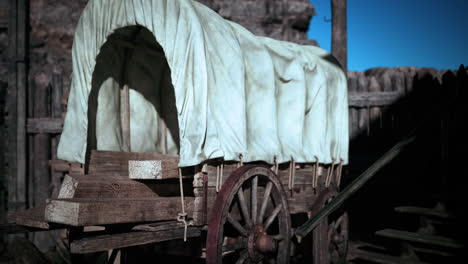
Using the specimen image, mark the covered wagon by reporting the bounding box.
[15,0,350,263]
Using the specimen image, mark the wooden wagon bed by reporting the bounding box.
[8,149,341,254]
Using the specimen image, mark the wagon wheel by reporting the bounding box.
[310,189,349,264]
[328,211,348,264]
[206,165,291,264]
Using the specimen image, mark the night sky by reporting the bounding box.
[308,0,468,71]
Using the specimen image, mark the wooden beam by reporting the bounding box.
[295,135,416,239]
[128,159,179,180]
[27,117,63,133]
[7,205,64,230]
[45,197,196,226]
[70,227,200,254]
[348,91,404,107]
[50,72,64,198]
[57,174,184,199]
[88,150,180,178]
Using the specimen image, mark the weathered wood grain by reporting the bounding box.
[50,72,64,198]
[27,117,63,133]
[70,227,201,254]
[7,205,51,229]
[57,174,184,199]
[45,197,196,226]
[88,150,181,179]
[128,159,179,180]
[348,91,404,107]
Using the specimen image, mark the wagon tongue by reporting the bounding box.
[295,135,416,241]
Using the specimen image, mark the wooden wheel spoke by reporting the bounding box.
[264,204,283,231]
[222,239,247,252]
[272,234,284,241]
[206,166,291,264]
[227,213,249,237]
[235,250,249,264]
[334,214,344,229]
[237,186,252,228]
[257,182,272,224]
[251,176,258,225]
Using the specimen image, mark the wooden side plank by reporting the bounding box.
[70,227,201,254]
[27,117,63,133]
[7,205,52,229]
[128,159,179,180]
[57,174,183,199]
[45,197,196,226]
[88,150,180,178]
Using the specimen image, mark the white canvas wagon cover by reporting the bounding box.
[57,0,349,167]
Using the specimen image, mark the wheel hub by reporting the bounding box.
[247,225,277,261]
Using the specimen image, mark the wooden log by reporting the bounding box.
[88,150,180,178]
[45,197,196,226]
[57,174,182,199]
[70,227,201,254]
[27,117,63,133]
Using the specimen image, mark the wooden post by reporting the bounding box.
[50,71,63,198]
[120,84,131,152]
[6,0,28,213]
[348,72,359,139]
[331,0,347,71]
[31,73,54,250]
[357,74,370,136]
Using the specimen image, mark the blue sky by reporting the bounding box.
[308,0,468,71]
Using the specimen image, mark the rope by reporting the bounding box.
[326,158,336,187]
[313,156,319,189]
[177,168,192,241]
[288,158,296,190]
[336,159,344,187]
